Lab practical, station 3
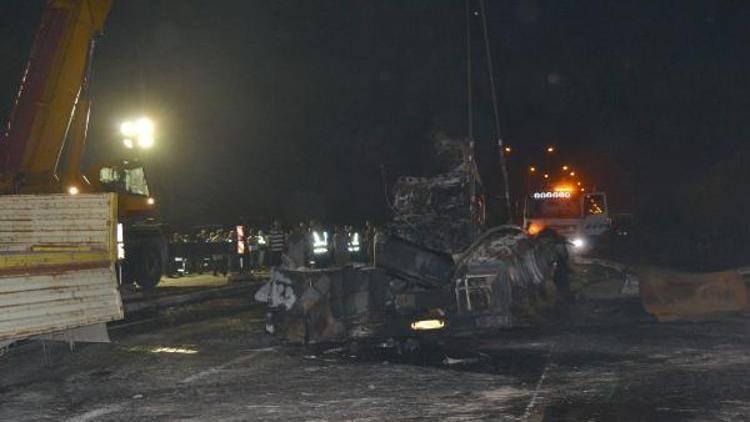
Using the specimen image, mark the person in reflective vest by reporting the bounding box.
[312,230,329,255]
[347,226,361,261]
[308,221,329,267]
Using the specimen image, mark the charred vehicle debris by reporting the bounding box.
[255,140,594,347]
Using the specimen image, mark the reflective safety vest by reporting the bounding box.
[348,232,361,252]
[312,231,329,255]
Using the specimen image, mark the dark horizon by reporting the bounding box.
[2,0,749,231]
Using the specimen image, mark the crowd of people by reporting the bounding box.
[167,220,378,277]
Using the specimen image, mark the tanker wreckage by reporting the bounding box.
[255,139,750,345]
[255,139,579,345]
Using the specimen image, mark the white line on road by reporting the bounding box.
[180,348,274,384]
[521,348,553,422]
[65,404,123,422]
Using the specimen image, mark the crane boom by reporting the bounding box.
[0,0,112,193]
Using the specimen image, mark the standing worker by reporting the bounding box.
[332,225,350,267]
[286,222,309,268]
[256,230,267,269]
[364,220,376,265]
[268,220,285,268]
[308,220,329,267]
[247,229,259,271]
[347,225,362,261]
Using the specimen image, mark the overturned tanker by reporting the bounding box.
[255,139,569,345]
[255,228,568,345]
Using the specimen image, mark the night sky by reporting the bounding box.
[2,0,749,233]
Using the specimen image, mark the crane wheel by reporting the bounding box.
[134,240,163,290]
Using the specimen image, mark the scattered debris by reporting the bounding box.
[638,266,750,321]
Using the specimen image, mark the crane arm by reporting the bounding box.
[0,0,112,193]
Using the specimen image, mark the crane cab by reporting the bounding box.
[92,161,157,221]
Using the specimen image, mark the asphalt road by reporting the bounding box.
[1,295,749,421]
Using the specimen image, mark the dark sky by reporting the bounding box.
[2,0,749,228]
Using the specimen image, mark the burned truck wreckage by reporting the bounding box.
[255,140,570,345]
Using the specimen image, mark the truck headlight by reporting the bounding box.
[410,319,445,331]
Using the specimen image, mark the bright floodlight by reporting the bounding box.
[68,186,79,195]
[120,117,155,149]
[137,133,154,149]
[135,117,154,136]
[120,121,135,137]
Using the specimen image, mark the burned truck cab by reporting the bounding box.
[449,226,567,335]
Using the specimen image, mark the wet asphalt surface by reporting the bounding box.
[1,294,750,421]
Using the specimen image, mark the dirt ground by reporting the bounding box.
[1,294,749,421]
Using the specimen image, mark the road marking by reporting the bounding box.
[65,404,123,422]
[239,346,276,352]
[180,348,273,384]
[521,348,553,422]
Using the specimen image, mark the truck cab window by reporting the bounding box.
[584,193,606,216]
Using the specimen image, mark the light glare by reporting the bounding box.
[137,134,154,149]
[120,121,135,136]
[410,319,445,331]
[136,117,154,136]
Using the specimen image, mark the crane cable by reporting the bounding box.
[465,0,473,141]
[478,0,512,223]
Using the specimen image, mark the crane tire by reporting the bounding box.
[134,239,163,290]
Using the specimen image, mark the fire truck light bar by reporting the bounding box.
[532,191,572,199]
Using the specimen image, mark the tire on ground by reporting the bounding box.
[134,239,164,290]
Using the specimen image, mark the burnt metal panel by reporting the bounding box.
[375,234,455,288]
[0,193,123,342]
[451,226,566,331]
[261,267,391,344]
[638,266,749,321]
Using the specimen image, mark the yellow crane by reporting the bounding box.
[0,0,165,289]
